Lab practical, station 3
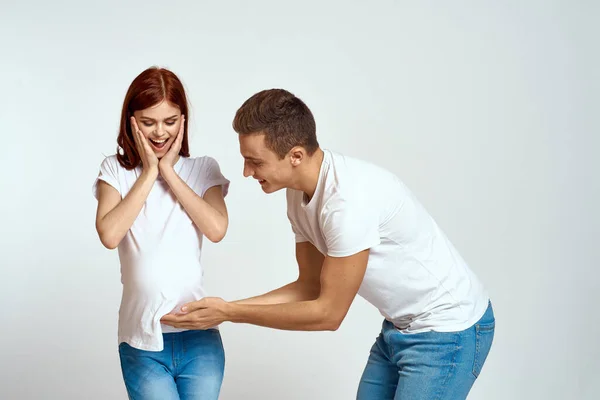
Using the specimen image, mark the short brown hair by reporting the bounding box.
[117,66,190,169]
[232,89,319,159]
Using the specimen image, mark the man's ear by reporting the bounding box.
[289,146,305,167]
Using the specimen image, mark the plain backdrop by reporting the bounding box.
[1,1,597,399]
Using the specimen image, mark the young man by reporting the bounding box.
[161,89,495,399]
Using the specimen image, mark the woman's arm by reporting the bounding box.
[156,116,228,243]
[160,166,229,242]
[95,116,160,249]
[95,167,158,249]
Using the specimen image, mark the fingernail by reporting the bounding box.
[181,306,187,312]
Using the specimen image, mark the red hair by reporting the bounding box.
[116,67,190,169]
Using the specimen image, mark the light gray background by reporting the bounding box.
[1,1,597,399]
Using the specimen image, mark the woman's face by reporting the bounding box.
[132,100,182,158]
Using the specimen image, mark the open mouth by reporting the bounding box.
[149,138,168,150]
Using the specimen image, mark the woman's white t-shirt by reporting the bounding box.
[93,155,229,351]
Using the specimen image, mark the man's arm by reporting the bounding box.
[162,248,369,331]
[228,249,368,330]
[233,242,324,305]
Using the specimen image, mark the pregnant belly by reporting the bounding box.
[120,255,204,299]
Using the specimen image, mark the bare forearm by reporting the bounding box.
[161,166,227,242]
[233,280,320,305]
[228,300,339,331]
[97,168,157,248]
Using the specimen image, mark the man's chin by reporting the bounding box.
[261,184,282,194]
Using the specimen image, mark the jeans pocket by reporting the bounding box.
[472,320,495,378]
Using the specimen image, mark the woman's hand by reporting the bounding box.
[159,115,185,173]
[131,116,159,172]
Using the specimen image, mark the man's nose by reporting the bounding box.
[243,164,253,178]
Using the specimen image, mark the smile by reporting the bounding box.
[149,138,169,149]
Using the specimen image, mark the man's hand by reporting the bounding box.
[161,297,231,330]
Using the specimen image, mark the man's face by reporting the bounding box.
[238,133,293,193]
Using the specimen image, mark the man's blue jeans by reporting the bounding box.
[357,302,495,399]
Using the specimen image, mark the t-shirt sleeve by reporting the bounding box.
[289,218,308,243]
[200,157,230,197]
[321,196,380,257]
[286,189,308,243]
[92,156,121,199]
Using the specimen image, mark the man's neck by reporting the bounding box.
[294,148,324,202]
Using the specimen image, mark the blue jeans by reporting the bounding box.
[357,302,495,400]
[118,329,225,400]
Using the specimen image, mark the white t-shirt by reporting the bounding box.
[93,155,230,351]
[286,149,489,333]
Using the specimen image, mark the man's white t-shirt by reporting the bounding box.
[93,155,229,351]
[287,149,489,333]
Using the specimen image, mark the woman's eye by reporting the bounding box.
[165,121,176,126]
[142,122,154,127]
